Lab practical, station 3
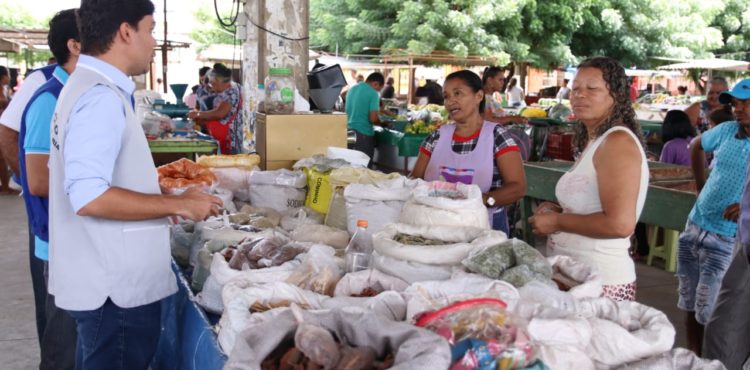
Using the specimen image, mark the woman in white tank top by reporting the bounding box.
[529,57,649,301]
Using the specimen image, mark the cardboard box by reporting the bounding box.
[256,113,347,170]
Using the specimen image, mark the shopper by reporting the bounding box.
[0,44,57,355]
[411,70,526,234]
[345,72,387,163]
[703,89,750,366]
[48,1,222,368]
[0,65,14,195]
[659,110,697,166]
[707,105,734,130]
[685,76,729,133]
[17,9,80,370]
[529,56,649,301]
[677,78,750,356]
[187,63,243,154]
[381,77,395,99]
[195,66,214,111]
[481,66,527,125]
[556,78,571,101]
[506,77,525,107]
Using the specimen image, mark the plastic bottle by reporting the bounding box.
[264,67,295,114]
[345,220,373,273]
[256,83,265,113]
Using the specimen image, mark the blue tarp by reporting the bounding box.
[152,261,227,370]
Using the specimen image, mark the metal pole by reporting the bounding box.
[161,0,168,94]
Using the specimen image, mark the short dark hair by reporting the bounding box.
[78,0,155,55]
[48,9,79,66]
[199,66,211,77]
[661,110,696,142]
[0,66,8,78]
[365,72,384,85]
[211,63,232,81]
[445,70,485,113]
[709,105,734,126]
[482,66,504,85]
[386,77,394,85]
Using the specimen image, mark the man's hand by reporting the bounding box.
[529,212,560,236]
[535,201,562,215]
[723,203,740,222]
[175,187,223,221]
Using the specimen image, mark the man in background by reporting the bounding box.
[346,72,387,164]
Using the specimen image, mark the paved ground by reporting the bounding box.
[0,194,686,369]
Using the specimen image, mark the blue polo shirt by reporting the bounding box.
[20,66,69,260]
[689,121,750,237]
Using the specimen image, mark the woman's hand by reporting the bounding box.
[187,110,201,121]
[724,203,740,222]
[535,201,562,215]
[529,212,560,235]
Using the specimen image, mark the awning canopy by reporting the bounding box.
[0,28,48,52]
[657,58,750,72]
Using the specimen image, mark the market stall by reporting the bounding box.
[147,149,721,370]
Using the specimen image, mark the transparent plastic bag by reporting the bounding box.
[280,207,325,231]
[415,298,537,370]
[286,245,343,296]
[291,224,350,249]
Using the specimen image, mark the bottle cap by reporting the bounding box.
[269,67,292,76]
[356,220,368,228]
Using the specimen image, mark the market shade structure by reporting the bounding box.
[0,28,48,53]
[657,58,750,72]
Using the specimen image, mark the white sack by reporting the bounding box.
[372,252,455,284]
[403,271,520,322]
[547,255,603,300]
[280,207,324,231]
[400,180,490,229]
[334,268,410,297]
[344,178,415,235]
[615,348,727,370]
[373,223,507,265]
[290,224,350,249]
[210,167,253,201]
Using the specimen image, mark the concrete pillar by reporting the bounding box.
[243,0,309,152]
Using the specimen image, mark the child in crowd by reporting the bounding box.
[660,110,697,166]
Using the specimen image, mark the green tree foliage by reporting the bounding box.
[190,8,237,52]
[310,0,736,69]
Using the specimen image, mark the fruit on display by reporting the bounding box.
[405,119,439,135]
[548,104,572,121]
[519,107,548,118]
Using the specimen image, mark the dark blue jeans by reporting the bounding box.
[492,208,510,236]
[28,228,47,346]
[42,263,77,370]
[66,298,163,370]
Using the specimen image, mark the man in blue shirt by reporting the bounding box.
[678,78,750,355]
[346,72,387,164]
[703,80,750,369]
[49,1,222,368]
[17,10,79,370]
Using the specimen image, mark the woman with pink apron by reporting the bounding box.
[412,70,526,235]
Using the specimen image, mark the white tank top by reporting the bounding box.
[547,126,649,285]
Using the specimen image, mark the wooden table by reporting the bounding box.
[521,161,697,244]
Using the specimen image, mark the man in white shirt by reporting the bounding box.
[49,0,222,368]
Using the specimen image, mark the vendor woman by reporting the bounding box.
[188,63,243,154]
[482,66,528,125]
[411,70,526,234]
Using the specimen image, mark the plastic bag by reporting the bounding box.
[191,238,238,292]
[373,223,507,265]
[324,188,348,230]
[249,169,307,211]
[236,205,282,228]
[223,307,451,370]
[400,181,490,229]
[547,255,603,299]
[334,268,409,297]
[170,221,194,268]
[403,271,520,322]
[462,239,553,288]
[210,167,254,201]
[286,244,343,296]
[372,252,455,284]
[290,224,350,249]
[329,167,402,188]
[301,167,334,215]
[614,348,727,370]
[212,187,236,213]
[292,154,351,173]
[197,153,261,169]
[344,178,415,235]
[415,298,537,370]
[280,207,324,231]
[249,168,307,187]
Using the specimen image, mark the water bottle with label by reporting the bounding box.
[345,220,373,273]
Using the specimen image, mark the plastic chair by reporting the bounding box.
[647,227,680,272]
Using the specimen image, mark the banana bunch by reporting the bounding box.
[405,119,438,135]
